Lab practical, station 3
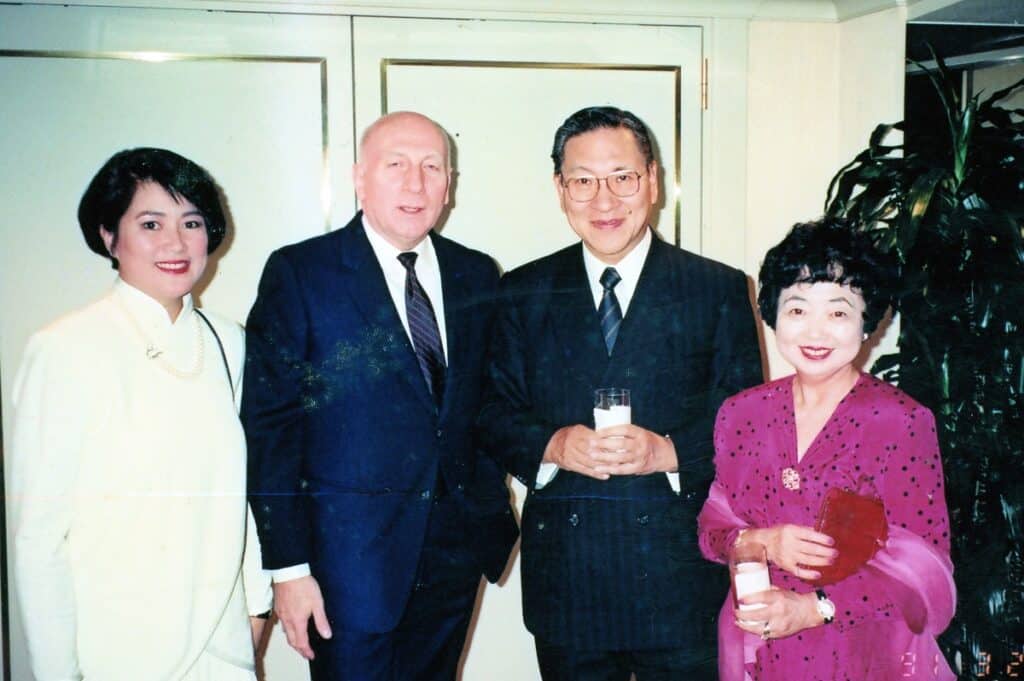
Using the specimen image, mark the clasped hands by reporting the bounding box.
[733,525,837,640]
[543,424,677,479]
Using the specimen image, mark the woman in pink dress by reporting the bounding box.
[698,218,955,680]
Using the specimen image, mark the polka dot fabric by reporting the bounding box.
[699,373,951,680]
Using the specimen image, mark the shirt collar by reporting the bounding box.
[112,277,194,330]
[581,227,652,290]
[362,214,434,263]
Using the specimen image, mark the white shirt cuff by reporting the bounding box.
[666,472,681,494]
[271,563,311,583]
[535,462,559,489]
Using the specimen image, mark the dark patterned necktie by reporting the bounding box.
[599,267,623,354]
[397,252,446,405]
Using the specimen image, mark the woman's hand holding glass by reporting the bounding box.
[745,524,836,581]
[734,587,823,640]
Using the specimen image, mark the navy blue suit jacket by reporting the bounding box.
[242,213,518,633]
[478,235,762,651]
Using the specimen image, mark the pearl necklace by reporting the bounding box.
[113,296,205,379]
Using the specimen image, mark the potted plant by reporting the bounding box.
[825,54,1024,678]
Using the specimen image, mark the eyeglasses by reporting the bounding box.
[560,171,644,202]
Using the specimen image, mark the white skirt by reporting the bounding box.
[183,648,256,681]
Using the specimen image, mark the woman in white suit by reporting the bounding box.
[10,148,272,680]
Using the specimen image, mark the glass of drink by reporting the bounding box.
[729,540,770,622]
[593,388,631,429]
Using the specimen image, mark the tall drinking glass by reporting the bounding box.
[593,388,631,429]
[729,540,771,622]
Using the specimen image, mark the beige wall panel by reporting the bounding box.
[838,6,906,162]
[0,6,354,680]
[746,19,840,378]
[745,11,906,380]
[836,6,905,380]
[973,60,1024,108]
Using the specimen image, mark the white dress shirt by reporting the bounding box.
[362,215,448,361]
[271,217,448,584]
[536,228,680,493]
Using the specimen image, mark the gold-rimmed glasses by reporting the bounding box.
[560,171,644,202]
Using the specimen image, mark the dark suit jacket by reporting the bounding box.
[478,234,762,651]
[242,213,518,633]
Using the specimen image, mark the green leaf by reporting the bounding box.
[902,168,948,256]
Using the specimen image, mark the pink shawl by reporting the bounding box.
[703,481,956,681]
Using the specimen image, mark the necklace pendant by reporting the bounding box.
[145,345,163,360]
[782,467,801,490]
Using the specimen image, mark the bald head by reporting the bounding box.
[353,111,453,250]
[359,111,451,169]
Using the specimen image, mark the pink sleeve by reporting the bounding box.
[698,402,747,564]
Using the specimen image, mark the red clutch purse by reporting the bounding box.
[808,486,888,586]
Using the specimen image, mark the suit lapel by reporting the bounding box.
[608,236,675,373]
[338,214,435,411]
[550,245,610,386]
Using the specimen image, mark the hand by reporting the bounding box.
[733,587,822,640]
[273,575,332,660]
[591,425,677,476]
[543,425,610,480]
[747,524,836,580]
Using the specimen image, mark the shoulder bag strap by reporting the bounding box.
[195,309,233,392]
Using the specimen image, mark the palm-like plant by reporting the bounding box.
[825,54,1024,678]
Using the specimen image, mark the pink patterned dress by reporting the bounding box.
[698,373,955,680]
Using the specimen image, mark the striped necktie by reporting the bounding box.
[599,267,623,354]
[397,252,446,406]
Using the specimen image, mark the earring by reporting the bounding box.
[862,332,869,341]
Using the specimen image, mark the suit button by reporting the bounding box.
[636,513,649,526]
[568,513,580,527]
[420,490,431,500]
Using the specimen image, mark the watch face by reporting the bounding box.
[818,597,836,620]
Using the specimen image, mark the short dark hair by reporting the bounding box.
[78,148,227,268]
[757,218,895,334]
[551,106,656,174]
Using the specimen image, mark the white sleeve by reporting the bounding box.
[10,331,88,681]
[242,504,274,616]
[234,323,273,615]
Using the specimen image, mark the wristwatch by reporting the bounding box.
[815,589,836,624]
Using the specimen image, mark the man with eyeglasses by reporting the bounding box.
[478,106,762,680]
